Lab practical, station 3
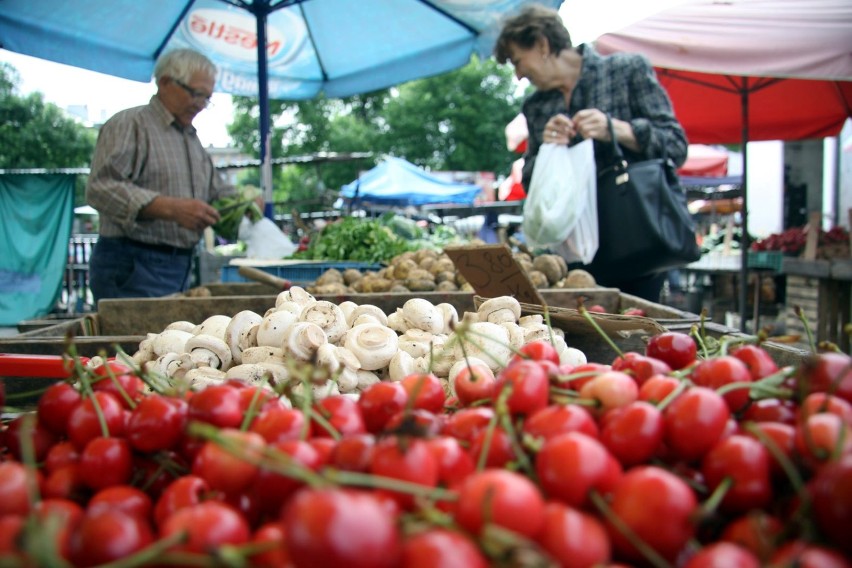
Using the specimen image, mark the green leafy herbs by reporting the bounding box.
[211,185,264,241]
[291,213,466,264]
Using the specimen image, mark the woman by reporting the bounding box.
[495,4,688,301]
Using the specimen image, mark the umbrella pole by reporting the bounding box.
[253,1,274,220]
[738,81,750,330]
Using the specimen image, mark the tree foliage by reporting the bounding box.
[0,63,96,170]
[227,57,521,210]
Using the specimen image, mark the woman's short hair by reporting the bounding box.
[494,4,573,64]
[153,48,217,83]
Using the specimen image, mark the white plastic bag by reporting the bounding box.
[242,217,298,259]
[523,139,598,263]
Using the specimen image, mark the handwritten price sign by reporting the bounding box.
[445,244,546,306]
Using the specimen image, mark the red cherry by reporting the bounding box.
[454,469,545,538]
[159,501,250,553]
[358,381,409,434]
[646,331,697,370]
[282,487,401,568]
[400,528,488,568]
[493,360,550,416]
[37,382,83,435]
[400,372,446,414]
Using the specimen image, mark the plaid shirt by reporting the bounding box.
[87,96,234,249]
[521,43,688,189]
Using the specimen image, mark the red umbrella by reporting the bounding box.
[595,0,852,326]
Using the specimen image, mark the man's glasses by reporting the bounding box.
[173,79,213,107]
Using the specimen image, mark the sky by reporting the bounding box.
[0,0,693,148]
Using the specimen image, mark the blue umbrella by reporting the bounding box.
[340,156,482,206]
[0,0,560,210]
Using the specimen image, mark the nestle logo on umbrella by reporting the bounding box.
[184,8,304,65]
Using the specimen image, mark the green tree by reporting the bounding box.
[226,57,521,210]
[378,56,519,174]
[0,63,96,170]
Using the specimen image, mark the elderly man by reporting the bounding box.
[86,48,234,301]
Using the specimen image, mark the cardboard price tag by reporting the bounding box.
[445,244,546,305]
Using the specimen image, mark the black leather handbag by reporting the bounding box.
[585,116,701,284]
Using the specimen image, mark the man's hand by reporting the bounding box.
[140,196,220,231]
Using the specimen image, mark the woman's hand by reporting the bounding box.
[542,113,575,144]
[572,109,640,152]
[572,109,609,141]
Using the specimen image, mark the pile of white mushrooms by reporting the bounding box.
[128,286,587,400]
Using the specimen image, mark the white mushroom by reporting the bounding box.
[274,300,304,318]
[401,298,444,334]
[519,314,544,328]
[561,347,588,367]
[192,315,232,339]
[387,309,408,333]
[452,321,511,372]
[398,328,436,359]
[224,310,263,365]
[349,304,388,328]
[344,323,399,371]
[282,321,328,361]
[183,366,227,389]
[241,346,286,365]
[436,303,459,334]
[275,286,316,309]
[477,296,522,324]
[500,322,526,351]
[299,301,348,344]
[225,362,290,388]
[291,378,339,400]
[355,370,381,391]
[164,320,196,333]
[184,334,233,370]
[151,352,195,380]
[388,350,417,382]
[132,333,157,365]
[338,301,358,326]
[256,310,300,348]
[152,329,193,358]
[351,313,386,328]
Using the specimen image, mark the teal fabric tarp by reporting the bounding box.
[0,174,75,325]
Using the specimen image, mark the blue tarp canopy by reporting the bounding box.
[340,157,481,206]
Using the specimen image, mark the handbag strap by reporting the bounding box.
[605,113,670,163]
[603,114,672,186]
[604,114,630,184]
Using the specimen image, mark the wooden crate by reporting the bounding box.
[784,258,850,353]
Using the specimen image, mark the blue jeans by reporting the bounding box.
[89,237,194,302]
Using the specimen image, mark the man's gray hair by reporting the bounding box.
[153,48,217,83]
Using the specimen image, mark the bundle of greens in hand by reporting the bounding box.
[211,185,264,241]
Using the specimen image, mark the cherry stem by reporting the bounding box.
[308,407,342,441]
[88,531,187,568]
[697,476,732,519]
[689,324,710,359]
[578,306,623,358]
[497,399,536,481]
[742,422,806,495]
[475,404,501,472]
[793,305,818,354]
[17,414,42,507]
[98,361,137,409]
[654,378,691,413]
[238,377,271,432]
[589,490,673,568]
[324,469,458,502]
[68,346,110,438]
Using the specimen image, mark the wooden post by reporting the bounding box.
[803,211,821,261]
